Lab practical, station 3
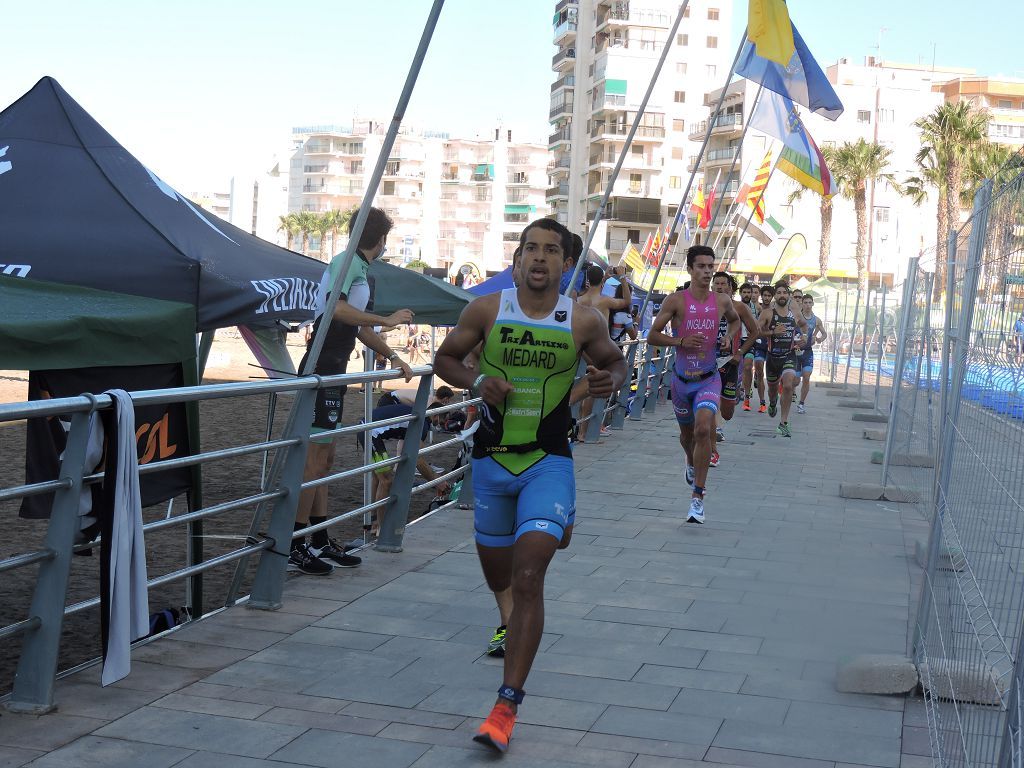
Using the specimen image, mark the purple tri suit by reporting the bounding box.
[670,288,723,425]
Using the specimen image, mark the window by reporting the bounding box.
[708,8,720,20]
[707,36,718,48]
[677,33,688,46]
[877,108,895,124]
[857,110,871,123]
[669,176,682,189]
[381,181,396,196]
[705,64,717,77]
[671,147,684,160]
[874,207,890,224]
[676,62,688,75]
[629,173,642,193]
[674,91,686,103]
[627,229,640,242]
[998,99,1013,109]
[672,118,686,132]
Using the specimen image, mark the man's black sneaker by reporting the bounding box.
[287,543,334,575]
[310,537,362,568]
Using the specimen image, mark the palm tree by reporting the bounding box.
[294,211,320,256]
[277,213,300,251]
[962,141,1016,299]
[903,146,946,276]
[326,208,356,255]
[312,213,332,261]
[831,138,896,291]
[787,145,840,279]
[914,101,988,299]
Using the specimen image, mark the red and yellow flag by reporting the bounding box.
[745,150,772,223]
[689,181,706,227]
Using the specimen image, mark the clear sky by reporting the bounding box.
[4,0,1018,193]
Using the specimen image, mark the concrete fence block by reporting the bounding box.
[914,539,964,571]
[836,654,919,695]
[852,413,888,423]
[870,452,934,468]
[826,389,853,397]
[816,382,848,389]
[863,429,887,441]
[839,483,921,503]
[918,658,1007,706]
[838,399,875,409]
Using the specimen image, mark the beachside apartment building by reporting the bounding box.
[696,57,975,286]
[933,76,1024,148]
[287,124,549,280]
[547,0,734,258]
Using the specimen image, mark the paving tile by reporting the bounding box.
[165,621,288,651]
[415,686,607,731]
[245,640,411,676]
[704,745,848,768]
[664,631,763,655]
[0,747,42,768]
[576,733,707,761]
[668,688,790,725]
[0,712,105,751]
[51,682,163,720]
[269,728,430,767]
[786,699,904,738]
[94,707,304,758]
[590,705,722,745]
[18,736,189,768]
[713,719,900,767]
[740,674,905,711]
[256,705,387,736]
[204,660,325,693]
[177,681,347,714]
[313,612,465,640]
[339,702,466,730]
[131,640,254,670]
[523,669,680,710]
[170,754,290,768]
[72,659,206,694]
[286,626,393,650]
[545,635,706,668]
[633,663,746,693]
[699,650,803,677]
[151,692,272,719]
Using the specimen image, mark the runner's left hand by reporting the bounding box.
[585,365,615,398]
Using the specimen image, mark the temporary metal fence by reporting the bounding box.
[911,154,1024,767]
[879,257,944,516]
[0,364,477,713]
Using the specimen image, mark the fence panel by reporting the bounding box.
[913,157,1024,768]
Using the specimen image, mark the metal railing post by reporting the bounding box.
[843,288,862,387]
[645,352,665,415]
[873,282,887,412]
[8,407,96,713]
[585,398,608,442]
[611,343,639,429]
[880,258,919,487]
[632,343,654,421]
[830,290,842,384]
[856,286,872,398]
[376,374,435,553]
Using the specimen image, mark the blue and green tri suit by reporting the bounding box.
[472,289,580,547]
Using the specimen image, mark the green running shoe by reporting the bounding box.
[767,403,777,417]
[776,422,792,438]
[487,625,507,657]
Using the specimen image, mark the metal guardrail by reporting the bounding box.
[0,364,482,713]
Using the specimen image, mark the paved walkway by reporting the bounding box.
[1,383,934,768]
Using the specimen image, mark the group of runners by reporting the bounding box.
[303,210,827,754]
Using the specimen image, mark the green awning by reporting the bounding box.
[605,79,627,96]
[504,204,538,214]
[0,275,196,369]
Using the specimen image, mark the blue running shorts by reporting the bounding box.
[670,370,722,425]
[472,454,575,548]
[799,349,815,374]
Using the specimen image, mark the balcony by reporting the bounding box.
[554,0,578,13]
[549,126,573,146]
[547,182,570,200]
[507,172,531,185]
[587,178,653,198]
[549,155,572,177]
[591,93,627,114]
[688,146,739,172]
[440,172,461,183]
[597,6,673,31]
[550,74,576,95]
[553,20,577,45]
[552,47,576,72]
[590,121,666,142]
[302,183,363,195]
[687,113,744,141]
[604,196,662,225]
[304,143,332,154]
[550,99,574,119]
[588,151,656,172]
[303,164,330,174]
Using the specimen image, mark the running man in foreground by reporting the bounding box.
[647,245,739,523]
[757,281,808,436]
[434,218,627,753]
[796,293,827,413]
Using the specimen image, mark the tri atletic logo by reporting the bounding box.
[0,146,12,176]
[251,277,320,314]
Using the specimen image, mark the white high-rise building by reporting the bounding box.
[548,0,734,257]
[288,123,549,279]
[698,57,976,286]
[228,156,291,246]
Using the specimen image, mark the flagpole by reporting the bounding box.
[564,0,693,295]
[732,162,779,271]
[634,29,750,322]
[706,83,765,255]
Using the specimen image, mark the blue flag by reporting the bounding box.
[736,23,844,121]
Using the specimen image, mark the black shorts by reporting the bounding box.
[311,386,347,439]
[765,354,798,384]
[719,360,740,402]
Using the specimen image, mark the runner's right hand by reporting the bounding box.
[387,309,415,325]
[479,376,515,407]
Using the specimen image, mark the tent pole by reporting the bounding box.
[564,0,693,295]
[196,330,215,379]
[246,0,447,611]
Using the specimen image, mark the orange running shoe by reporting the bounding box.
[473,701,517,753]
[758,403,767,414]
[742,399,751,411]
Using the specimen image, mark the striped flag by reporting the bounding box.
[745,150,772,223]
[639,232,654,263]
[619,241,646,273]
[750,92,835,197]
[689,181,706,228]
[648,227,663,264]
